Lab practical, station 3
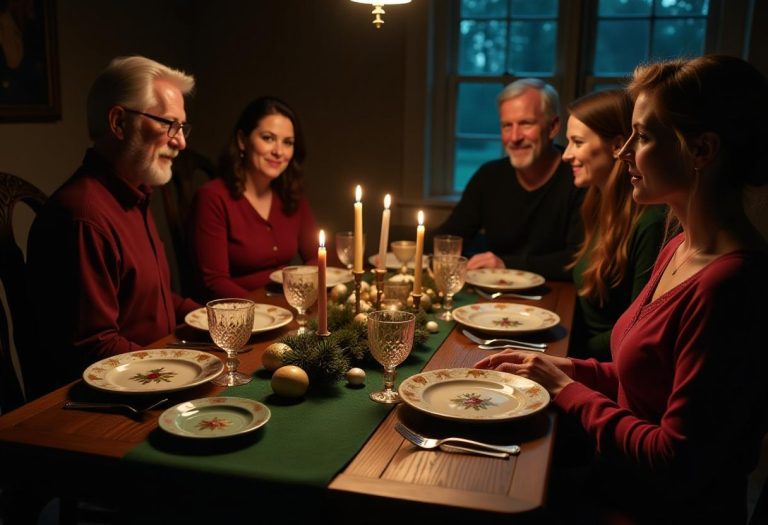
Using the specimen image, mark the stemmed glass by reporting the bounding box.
[207,298,255,386]
[367,310,416,404]
[431,255,468,321]
[335,231,355,270]
[282,266,318,335]
[391,240,416,275]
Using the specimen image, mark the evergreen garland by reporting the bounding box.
[278,303,430,385]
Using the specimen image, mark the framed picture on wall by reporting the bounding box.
[0,0,60,122]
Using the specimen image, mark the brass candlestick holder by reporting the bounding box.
[353,271,365,315]
[410,293,422,312]
[373,269,386,311]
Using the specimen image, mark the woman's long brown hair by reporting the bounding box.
[566,89,644,306]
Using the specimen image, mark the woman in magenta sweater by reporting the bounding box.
[187,97,317,300]
[476,55,768,523]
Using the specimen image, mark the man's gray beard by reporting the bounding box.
[124,133,173,186]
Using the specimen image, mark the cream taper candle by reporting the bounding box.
[377,194,391,271]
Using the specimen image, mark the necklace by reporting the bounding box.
[670,246,701,275]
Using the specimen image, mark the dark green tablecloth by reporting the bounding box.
[123,292,475,486]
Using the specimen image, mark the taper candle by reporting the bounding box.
[317,230,328,335]
[413,210,425,296]
[377,194,391,270]
[354,185,363,272]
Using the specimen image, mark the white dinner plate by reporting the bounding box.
[368,252,430,270]
[465,268,545,291]
[185,303,293,333]
[83,349,224,394]
[452,302,560,335]
[399,368,550,422]
[269,266,352,287]
[159,397,271,439]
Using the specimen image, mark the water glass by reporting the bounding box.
[207,298,255,386]
[433,234,463,256]
[282,266,318,335]
[367,310,416,404]
[431,255,468,321]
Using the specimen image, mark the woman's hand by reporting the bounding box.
[474,350,575,396]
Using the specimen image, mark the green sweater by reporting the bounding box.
[570,205,667,361]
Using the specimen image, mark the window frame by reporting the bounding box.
[426,0,733,200]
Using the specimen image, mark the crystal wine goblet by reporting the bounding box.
[390,240,416,275]
[207,298,255,386]
[282,265,318,335]
[431,254,468,321]
[367,310,416,404]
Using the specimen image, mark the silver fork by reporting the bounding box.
[462,329,547,350]
[475,288,542,301]
[63,397,168,416]
[395,422,520,457]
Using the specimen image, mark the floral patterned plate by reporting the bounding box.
[398,368,550,422]
[465,268,545,291]
[159,397,271,439]
[269,266,352,287]
[452,302,560,334]
[83,349,224,394]
[368,252,430,271]
[185,303,293,333]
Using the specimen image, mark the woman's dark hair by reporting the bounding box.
[219,96,306,214]
[628,54,768,188]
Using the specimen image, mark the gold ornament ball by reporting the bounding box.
[346,367,366,385]
[262,342,292,372]
[354,312,368,324]
[271,365,310,398]
[331,283,348,302]
[426,320,439,333]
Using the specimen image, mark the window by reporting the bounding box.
[431,0,719,198]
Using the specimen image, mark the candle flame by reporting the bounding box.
[319,229,325,247]
[417,210,424,226]
[355,185,362,202]
[384,194,391,209]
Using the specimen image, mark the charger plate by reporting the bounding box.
[159,397,271,438]
[398,368,550,422]
[185,303,293,333]
[452,302,559,335]
[83,349,223,394]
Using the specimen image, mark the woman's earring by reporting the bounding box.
[239,150,244,159]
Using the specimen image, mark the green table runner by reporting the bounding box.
[124,292,476,487]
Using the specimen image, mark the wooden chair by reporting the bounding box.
[0,172,46,413]
[161,148,215,297]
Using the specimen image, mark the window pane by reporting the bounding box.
[459,20,508,75]
[654,0,708,17]
[510,0,558,17]
[456,83,503,135]
[652,19,706,59]
[454,139,503,193]
[594,20,649,74]
[508,21,557,74]
[461,0,508,18]
[598,0,652,17]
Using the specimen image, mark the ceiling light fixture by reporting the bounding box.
[351,0,412,29]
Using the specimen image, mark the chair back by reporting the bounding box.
[161,149,215,297]
[0,172,47,412]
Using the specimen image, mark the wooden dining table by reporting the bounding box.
[0,280,575,523]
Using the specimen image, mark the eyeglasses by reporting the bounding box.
[123,108,192,139]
